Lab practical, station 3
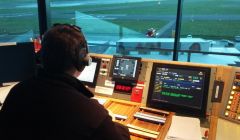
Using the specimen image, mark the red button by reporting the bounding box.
[102,64,107,68]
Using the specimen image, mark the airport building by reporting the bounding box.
[0,0,240,140]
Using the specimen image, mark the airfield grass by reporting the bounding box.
[0,18,39,36]
[0,0,240,40]
[181,21,240,40]
[54,0,240,15]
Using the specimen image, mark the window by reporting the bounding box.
[49,0,177,61]
[1,1,240,66]
[180,0,240,66]
[0,0,39,43]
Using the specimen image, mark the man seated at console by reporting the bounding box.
[0,24,130,140]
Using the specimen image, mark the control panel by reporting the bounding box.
[84,54,240,140]
[87,55,150,103]
[222,72,240,123]
[95,97,173,140]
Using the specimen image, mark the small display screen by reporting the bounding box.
[77,57,101,87]
[147,63,211,117]
[111,55,141,81]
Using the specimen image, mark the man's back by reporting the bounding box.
[1,71,130,140]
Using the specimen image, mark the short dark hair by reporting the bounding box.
[41,24,88,73]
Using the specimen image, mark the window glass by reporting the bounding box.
[180,0,240,66]
[50,0,177,60]
[0,0,39,43]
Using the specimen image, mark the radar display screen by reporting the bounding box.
[147,63,211,117]
[111,55,141,81]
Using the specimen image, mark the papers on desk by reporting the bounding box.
[165,115,202,140]
[92,97,107,105]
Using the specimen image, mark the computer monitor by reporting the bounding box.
[77,57,101,87]
[147,63,211,117]
[110,55,141,81]
[0,42,36,84]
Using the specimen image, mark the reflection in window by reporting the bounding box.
[0,0,39,43]
[180,0,240,66]
[50,0,177,60]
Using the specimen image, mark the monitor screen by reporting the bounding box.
[0,42,36,83]
[110,55,141,81]
[147,63,211,117]
[77,57,101,87]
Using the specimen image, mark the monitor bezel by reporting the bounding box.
[146,63,211,118]
[79,57,101,87]
[110,55,141,82]
[0,42,36,83]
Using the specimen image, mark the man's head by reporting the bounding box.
[41,24,91,75]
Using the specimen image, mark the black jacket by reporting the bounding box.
[0,70,130,140]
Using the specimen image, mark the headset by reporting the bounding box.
[71,25,92,71]
[75,39,92,71]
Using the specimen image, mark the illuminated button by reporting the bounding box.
[231,91,235,95]
[228,101,232,104]
[227,105,231,109]
[230,96,234,100]
[233,86,236,89]
[225,112,229,116]
[102,64,107,68]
